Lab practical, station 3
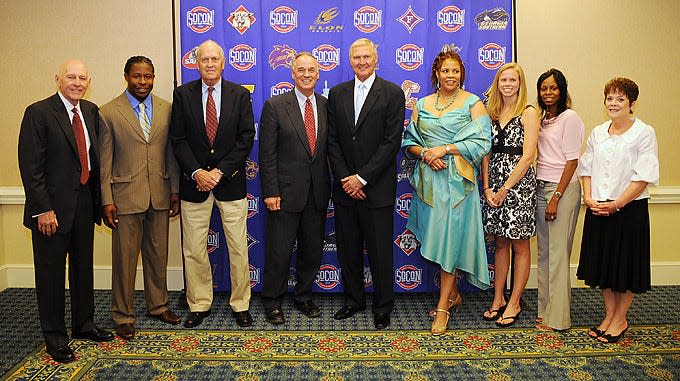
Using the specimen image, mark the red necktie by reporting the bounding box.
[206,86,218,145]
[71,107,89,185]
[304,98,316,154]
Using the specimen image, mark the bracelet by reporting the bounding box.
[613,200,620,212]
[553,191,562,199]
[445,144,450,154]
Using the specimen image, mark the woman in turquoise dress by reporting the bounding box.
[402,50,492,335]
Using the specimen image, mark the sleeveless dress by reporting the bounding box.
[402,95,492,290]
[482,114,536,240]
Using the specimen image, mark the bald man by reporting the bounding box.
[19,60,113,364]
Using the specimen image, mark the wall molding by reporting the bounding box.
[3,186,680,205]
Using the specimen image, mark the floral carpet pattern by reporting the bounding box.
[5,325,680,380]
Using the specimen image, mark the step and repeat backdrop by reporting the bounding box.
[178,0,514,293]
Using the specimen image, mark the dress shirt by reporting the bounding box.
[577,118,659,201]
[294,87,318,135]
[202,79,222,124]
[352,72,376,186]
[125,90,153,123]
[58,91,91,170]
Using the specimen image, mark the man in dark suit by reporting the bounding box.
[99,56,182,340]
[327,38,405,329]
[18,60,114,363]
[170,40,255,328]
[259,52,330,325]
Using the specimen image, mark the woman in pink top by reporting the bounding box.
[534,69,584,331]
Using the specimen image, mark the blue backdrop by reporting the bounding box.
[179,0,513,293]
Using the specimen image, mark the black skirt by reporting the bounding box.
[576,198,651,293]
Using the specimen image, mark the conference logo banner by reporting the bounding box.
[179,0,513,293]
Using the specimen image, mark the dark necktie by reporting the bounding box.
[206,86,218,145]
[71,107,89,185]
[304,98,316,154]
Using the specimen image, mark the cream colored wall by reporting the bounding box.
[0,0,678,286]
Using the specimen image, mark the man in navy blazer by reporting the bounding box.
[18,60,114,363]
[170,40,255,328]
[327,38,405,329]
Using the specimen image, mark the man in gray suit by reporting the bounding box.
[99,56,181,340]
[259,52,330,325]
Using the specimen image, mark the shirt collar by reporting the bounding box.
[124,90,152,110]
[57,91,80,112]
[354,72,376,91]
[294,87,315,106]
[202,79,222,94]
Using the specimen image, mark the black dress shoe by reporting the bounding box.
[115,323,135,340]
[72,327,115,342]
[183,310,211,328]
[265,307,285,325]
[333,305,365,320]
[294,300,320,318]
[233,309,253,327]
[47,345,75,363]
[374,312,391,329]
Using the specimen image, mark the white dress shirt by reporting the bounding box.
[58,91,91,170]
[294,87,318,135]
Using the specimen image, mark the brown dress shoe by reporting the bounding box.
[149,309,182,325]
[116,323,135,340]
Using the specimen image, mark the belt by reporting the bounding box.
[492,145,523,155]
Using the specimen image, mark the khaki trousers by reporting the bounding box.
[536,180,581,330]
[181,194,251,312]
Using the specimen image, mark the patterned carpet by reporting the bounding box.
[1,287,680,380]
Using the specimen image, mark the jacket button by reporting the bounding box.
[210,149,214,154]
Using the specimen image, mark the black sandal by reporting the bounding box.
[482,304,506,321]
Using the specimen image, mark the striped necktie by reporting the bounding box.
[138,102,151,141]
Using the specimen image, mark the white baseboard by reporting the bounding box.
[1,263,679,291]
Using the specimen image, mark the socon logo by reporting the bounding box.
[181,46,199,69]
[401,80,421,110]
[437,5,465,32]
[187,6,214,33]
[395,193,412,218]
[268,44,296,69]
[245,159,259,180]
[249,264,260,288]
[228,5,256,35]
[312,44,340,71]
[309,7,343,33]
[246,193,259,218]
[207,229,219,253]
[475,7,509,30]
[229,44,256,71]
[315,264,341,290]
[478,43,506,70]
[394,228,419,255]
[270,6,297,33]
[395,265,422,290]
[353,6,382,33]
[396,44,424,71]
[396,5,423,34]
[271,81,294,97]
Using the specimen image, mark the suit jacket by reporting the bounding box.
[259,90,330,212]
[98,92,179,214]
[170,79,255,202]
[18,93,102,232]
[327,76,405,208]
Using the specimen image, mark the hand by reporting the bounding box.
[491,186,508,207]
[427,157,447,171]
[103,204,118,229]
[589,199,619,217]
[195,169,218,192]
[341,175,365,200]
[483,188,499,208]
[422,146,447,165]
[37,210,59,236]
[545,197,558,222]
[264,196,281,211]
[169,193,180,217]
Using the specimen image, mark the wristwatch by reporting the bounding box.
[553,191,562,199]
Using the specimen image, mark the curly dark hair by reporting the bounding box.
[536,68,572,117]
[604,77,639,110]
[430,50,465,90]
[124,56,154,75]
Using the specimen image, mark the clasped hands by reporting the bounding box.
[342,175,366,200]
[585,198,619,217]
[195,168,223,192]
[421,146,448,172]
[484,186,508,208]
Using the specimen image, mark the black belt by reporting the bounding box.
[492,145,523,155]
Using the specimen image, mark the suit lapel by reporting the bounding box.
[342,81,356,132]
[214,80,232,144]
[149,94,165,141]
[355,77,382,131]
[188,81,210,146]
[285,91,313,157]
[315,91,327,153]
[51,94,79,158]
[81,101,98,161]
[114,93,146,141]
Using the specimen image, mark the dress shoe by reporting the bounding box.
[72,327,115,342]
[294,300,320,318]
[333,305,365,320]
[265,307,285,325]
[47,345,76,363]
[183,310,211,328]
[149,309,182,325]
[233,309,253,327]
[115,323,135,340]
[374,312,391,329]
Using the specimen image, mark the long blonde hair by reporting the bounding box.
[484,63,528,121]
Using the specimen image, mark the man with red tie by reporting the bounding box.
[170,40,255,328]
[259,52,330,325]
[18,60,114,363]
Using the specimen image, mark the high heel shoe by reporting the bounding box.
[588,326,605,339]
[428,294,462,318]
[431,309,450,335]
[482,304,507,321]
[599,326,628,343]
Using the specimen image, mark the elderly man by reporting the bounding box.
[170,40,255,328]
[259,52,330,325]
[327,38,405,329]
[99,56,182,340]
[18,60,114,363]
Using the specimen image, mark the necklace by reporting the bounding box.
[435,89,459,111]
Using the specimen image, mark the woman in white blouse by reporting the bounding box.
[576,77,659,344]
